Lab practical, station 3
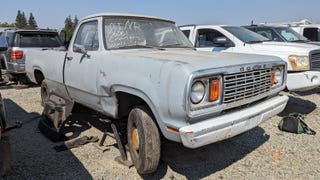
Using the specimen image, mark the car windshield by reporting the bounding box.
[274,27,309,42]
[223,26,269,43]
[103,17,193,49]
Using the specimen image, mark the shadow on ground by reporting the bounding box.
[278,95,317,117]
[52,104,270,179]
[2,98,272,179]
[2,99,93,180]
[141,127,269,179]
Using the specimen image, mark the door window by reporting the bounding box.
[303,28,319,41]
[196,29,233,47]
[74,21,99,51]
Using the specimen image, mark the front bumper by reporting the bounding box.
[6,62,25,74]
[286,71,320,92]
[179,95,288,148]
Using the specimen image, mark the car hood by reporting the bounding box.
[113,49,283,71]
[250,41,320,54]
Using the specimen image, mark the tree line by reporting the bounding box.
[0,10,37,29]
[0,10,78,37]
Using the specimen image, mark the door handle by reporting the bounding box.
[66,56,73,61]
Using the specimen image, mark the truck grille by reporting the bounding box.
[223,69,271,103]
[310,52,320,71]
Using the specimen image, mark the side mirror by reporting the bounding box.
[73,44,90,58]
[214,37,234,47]
[214,37,228,44]
[0,37,8,52]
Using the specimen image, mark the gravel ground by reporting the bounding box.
[1,85,320,180]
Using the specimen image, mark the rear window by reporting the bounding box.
[16,32,63,47]
[1,32,14,46]
[303,28,320,41]
[182,30,190,38]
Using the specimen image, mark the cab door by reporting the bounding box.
[64,19,102,109]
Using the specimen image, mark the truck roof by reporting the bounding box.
[82,13,174,24]
[1,28,58,33]
[179,24,228,28]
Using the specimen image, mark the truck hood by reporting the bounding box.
[250,41,320,54]
[113,49,283,71]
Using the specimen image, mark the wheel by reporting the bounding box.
[127,106,161,174]
[41,80,49,107]
[38,113,62,142]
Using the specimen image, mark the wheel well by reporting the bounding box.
[116,92,164,138]
[116,92,146,119]
[34,70,44,84]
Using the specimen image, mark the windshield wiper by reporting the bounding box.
[245,40,263,44]
[117,45,156,49]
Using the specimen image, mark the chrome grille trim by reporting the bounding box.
[223,69,271,104]
[310,51,320,71]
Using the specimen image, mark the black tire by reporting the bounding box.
[38,113,62,142]
[127,106,161,174]
[41,80,49,107]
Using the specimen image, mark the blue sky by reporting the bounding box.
[1,0,320,30]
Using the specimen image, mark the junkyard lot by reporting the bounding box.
[1,86,320,179]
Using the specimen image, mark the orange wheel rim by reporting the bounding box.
[132,128,139,151]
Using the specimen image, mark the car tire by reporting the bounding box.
[127,106,161,174]
[41,80,49,107]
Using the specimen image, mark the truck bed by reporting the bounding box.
[26,49,66,85]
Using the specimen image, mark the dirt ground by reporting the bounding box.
[1,86,320,180]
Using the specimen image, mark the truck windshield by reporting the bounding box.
[223,26,269,43]
[274,27,309,42]
[103,17,194,49]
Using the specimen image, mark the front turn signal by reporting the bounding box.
[271,69,275,86]
[209,79,220,102]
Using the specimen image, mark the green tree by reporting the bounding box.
[62,15,77,41]
[15,10,27,28]
[28,13,38,29]
[0,22,16,28]
[73,16,79,30]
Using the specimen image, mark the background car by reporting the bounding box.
[0,28,65,84]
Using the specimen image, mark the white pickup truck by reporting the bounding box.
[180,25,320,91]
[26,13,288,174]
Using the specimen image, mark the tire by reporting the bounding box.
[38,113,62,142]
[127,106,161,174]
[41,80,49,107]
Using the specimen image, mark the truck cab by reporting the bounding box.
[180,25,320,92]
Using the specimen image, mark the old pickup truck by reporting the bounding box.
[180,25,320,92]
[26,13,288,174]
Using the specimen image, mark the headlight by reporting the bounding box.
[271,66,284,88]
[288,55,309,71]
[190,81,205,104]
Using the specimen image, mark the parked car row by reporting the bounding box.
[1,13,319,175]
[179,25,320,92]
